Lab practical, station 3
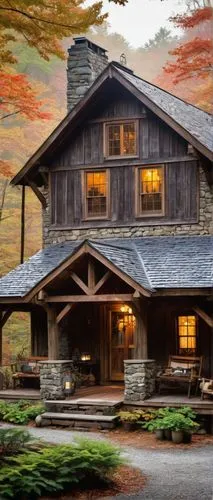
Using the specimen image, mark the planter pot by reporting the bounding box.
[155,429,164,440]
[183,431,192,444]
[164,429,172,440]
[172,430,184,444]
[122,422,135,431]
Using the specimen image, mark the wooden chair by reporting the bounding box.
[200,378,213,400]
[11,356,47,389]
[157,355,203,398]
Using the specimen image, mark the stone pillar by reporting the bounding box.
[39,360,73,400]
[124,359,156,402]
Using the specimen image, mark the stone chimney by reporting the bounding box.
[67,37,108,111]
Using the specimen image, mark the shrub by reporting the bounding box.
[0,428,34,458]
[0,439,123,499]
[117,411,140,423]
[0,400,45,424]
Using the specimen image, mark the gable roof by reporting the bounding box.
[0,236,212,301]
[11,63,213,186]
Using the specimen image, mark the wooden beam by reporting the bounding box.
[47,306,59,360]
[0,310,13,328]
[155,288,211,297]
[88,257,96,290]
[56,304,73,324]
[70,271,90,295]
[20,185,25,264]
[26,178,47,208]
[45,294,134,303]
[193,306,213,328]
[0,312,2,366]
[92,271,111,294]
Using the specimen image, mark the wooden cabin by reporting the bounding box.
[0,38,213,399]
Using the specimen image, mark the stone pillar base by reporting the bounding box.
[124,359,156,402]
[39,360,73,400]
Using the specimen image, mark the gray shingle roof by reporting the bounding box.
[117,68,213,155]
[0,236,212,299]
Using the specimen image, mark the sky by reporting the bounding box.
[87,0,187,47]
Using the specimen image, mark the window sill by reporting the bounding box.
[82,216,110,222]
[104,155,139,161]
[135,212,165,218]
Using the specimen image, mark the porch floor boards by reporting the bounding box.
[0,389,40,401]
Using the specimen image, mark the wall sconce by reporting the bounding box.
[120,305,132,314]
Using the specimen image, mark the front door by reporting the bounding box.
[110,306,136,381]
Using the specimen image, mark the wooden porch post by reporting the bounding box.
[133,300,148,359]
[47,306,59,360]
[0,312,2,366]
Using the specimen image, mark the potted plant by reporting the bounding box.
[159,413,199,444]
[117,411,139,431]
[143,418,166,440]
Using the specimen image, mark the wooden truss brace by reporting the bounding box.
[56,304,74,324]
[26,177,46,208]
[70,271,90,295]
[0,310,13,328]
[193,306,213,328]
[70,260,111,296]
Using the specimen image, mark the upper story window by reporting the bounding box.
[84,170,109,219]
[177,315,197,355]
[105,121,138,158]
[137,166,164,216]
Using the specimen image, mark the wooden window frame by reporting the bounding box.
[176,314,198,356]
[82,169,110,221]
[135,164,165,218]
[104,120,139,159]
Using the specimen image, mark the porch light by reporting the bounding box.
[81,353,91,361]
[120,305,133,314]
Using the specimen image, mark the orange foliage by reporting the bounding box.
[164,7,213,83]
[0,70,52,121]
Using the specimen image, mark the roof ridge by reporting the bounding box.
[114,65,213,117]
[88,239,133,252]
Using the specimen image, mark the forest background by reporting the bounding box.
[0,0,212,364]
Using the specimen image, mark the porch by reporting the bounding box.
[0,385,212,416]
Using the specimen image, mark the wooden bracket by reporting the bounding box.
[56,304,74,324]
[70,271,91,295]
[0,310,12,328]
[193,306,213,328]
[92,271,111,294]
[26,177,47,208]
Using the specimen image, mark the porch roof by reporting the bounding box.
[0,236,213,300]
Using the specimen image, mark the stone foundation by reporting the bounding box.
[39,360,73,400]
[124,359,156,401]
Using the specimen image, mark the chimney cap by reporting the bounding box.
[73,37,108,56]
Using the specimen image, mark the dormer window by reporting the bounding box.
[137,166,164,216]
[105,121,138,158]
[83,170,109,219]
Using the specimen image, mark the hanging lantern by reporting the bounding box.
[64,371,76,397]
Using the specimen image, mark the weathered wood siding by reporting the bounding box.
[48,94,198,228]
[50,160,198,226]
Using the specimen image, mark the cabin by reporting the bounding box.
[0,38,213,410]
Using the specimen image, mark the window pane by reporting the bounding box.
[139,167,163,214]
[86,171,107,217]
[178,315,196,354]
[123,123,136,155]
[108,125,120,156]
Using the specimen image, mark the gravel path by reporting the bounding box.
[2,424,213,499]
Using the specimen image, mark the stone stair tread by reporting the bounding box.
[42,412,118,422]
[45,399,122,406]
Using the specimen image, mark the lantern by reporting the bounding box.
[64,371,76,397]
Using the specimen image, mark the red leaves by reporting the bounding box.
[0,71,52,121]
[170,7,213,29]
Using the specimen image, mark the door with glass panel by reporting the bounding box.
[110,306,136,381]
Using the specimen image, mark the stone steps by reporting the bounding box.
[45,399,123,416]
[39,412,118,430]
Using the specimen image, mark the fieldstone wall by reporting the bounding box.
[124,360,156,401]
[39,360,73,400]
[42,166,213,247]
[67,38,108,111]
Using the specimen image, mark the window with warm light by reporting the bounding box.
[178,315,197,354]
[105,121,137,158]
[84,170,108,219]
[138,166,164,215]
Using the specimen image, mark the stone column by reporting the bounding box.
[39,360,73,400]
[124,359,156,402]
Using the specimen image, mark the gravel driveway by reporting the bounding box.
[2,424,213,500]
